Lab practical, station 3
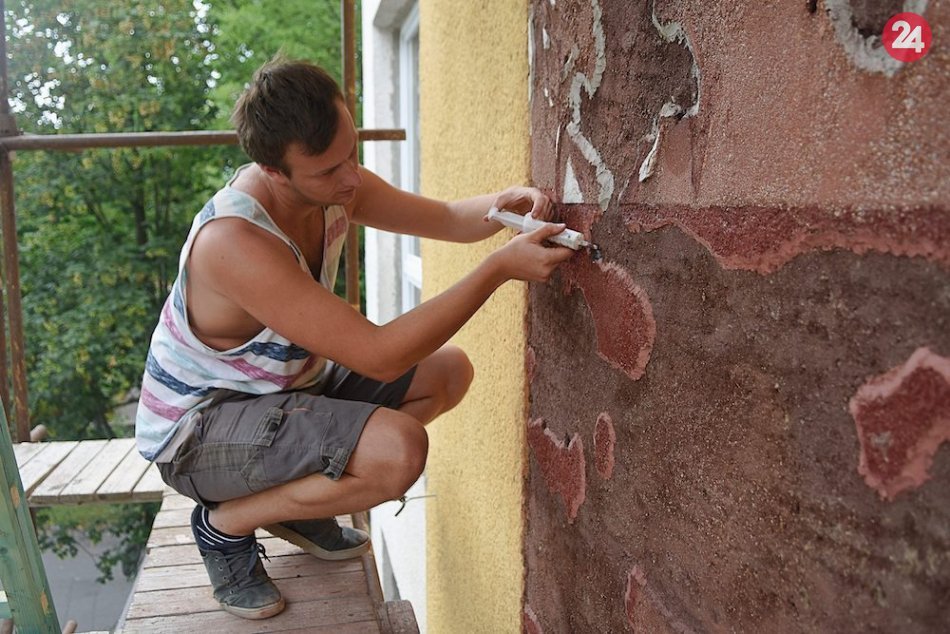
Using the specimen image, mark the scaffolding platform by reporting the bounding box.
[13,438,164,507]
[117,490,417,633]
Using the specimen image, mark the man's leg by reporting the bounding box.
[399,343,475,424]
[208,344,473,536]
[209,406,426,535]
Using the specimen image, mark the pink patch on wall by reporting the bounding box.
[624,204,950,274]
[624,566,648,628]
[526,345,538,383]
[524,604,544,634]
[594,412,616,480]
[527,417,587,522]
[562,256,656,381]
[849,347,950,500]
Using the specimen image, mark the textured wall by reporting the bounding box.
[418,1,531,632]
[526,1,949,633]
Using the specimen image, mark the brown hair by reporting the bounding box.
[231,56,344,174]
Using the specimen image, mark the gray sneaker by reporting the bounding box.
[262,518,370,561]
[199,540,285,620]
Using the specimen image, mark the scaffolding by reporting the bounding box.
[0,0,406,631]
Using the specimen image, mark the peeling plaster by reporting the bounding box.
[594,412,616,480]
[826,0,929,76]
[565,0,615,211]
[850,347,950,500]
[624,566,648,627]
[563,256,656,381]
[562,158,584,203]
[527,417,587,523]
[524,604,544,634]
[624,204,950,273]
[638,2,701,182]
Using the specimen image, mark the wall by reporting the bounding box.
[418,1,532,632]
[525,1,949,632]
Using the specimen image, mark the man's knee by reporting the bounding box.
[353,410,428,498]
[441,345,474,410]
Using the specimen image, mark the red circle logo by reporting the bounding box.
[882,13,933,62]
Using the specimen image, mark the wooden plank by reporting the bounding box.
[151,507,192,529]
[125,593,375,630]
[380,601,419,634]
[160,492,197,510]
[126,571,369,620]
[144,536,301,569]
[134,555,363,593]
[130,462,165,502]
[58,438,136,503]
[12,441,47,468]
[18,440,78,497]
[97,442,153,501]
[30,439,107,505]
[123,612,378,634]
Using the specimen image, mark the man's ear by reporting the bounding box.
[260,163,290,184]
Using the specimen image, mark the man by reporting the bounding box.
[135,57,574,619]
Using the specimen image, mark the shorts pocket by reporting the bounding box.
[251,407,284,447]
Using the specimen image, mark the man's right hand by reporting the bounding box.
[488,221,576,283]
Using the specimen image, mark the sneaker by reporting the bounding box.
[262,518,370,561]
[197,537,285,619]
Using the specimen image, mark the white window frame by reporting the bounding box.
[399,5,422,315]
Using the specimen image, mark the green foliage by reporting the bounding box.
[35,502,160,582]
[4,0,364,585]
[205,0,345,121]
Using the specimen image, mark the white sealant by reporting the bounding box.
[825,0,928,76]
[563,158,584,203]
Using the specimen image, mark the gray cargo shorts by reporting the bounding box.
[157,362,416,507]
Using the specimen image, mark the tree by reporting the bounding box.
[5,0,222,580]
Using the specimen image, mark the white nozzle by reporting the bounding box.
[487,207,589,250]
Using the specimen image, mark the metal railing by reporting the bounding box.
[0,0,402,443]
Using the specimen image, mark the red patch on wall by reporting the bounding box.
[624,566,648,628]
[527,417,587,523]
[524,604,544,634]
[850,347,950,500]
[624,204,950,274]
[594,412,616,480]
[562,256,656,380]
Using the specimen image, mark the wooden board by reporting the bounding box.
[30,439,107,505]
[97,442,154,501]
[58,438,136,503]
[130,461,165,502]
[17,440,78,496]
[12,441,47,468]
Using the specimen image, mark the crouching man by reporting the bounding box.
[135,57,573,619]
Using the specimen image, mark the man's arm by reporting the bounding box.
[350,167,555,243]
[190,217,573,382]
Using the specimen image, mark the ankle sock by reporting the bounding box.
[191,505,254,553]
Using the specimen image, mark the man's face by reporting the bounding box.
[279,100,362,206]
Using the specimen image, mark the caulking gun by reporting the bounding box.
[487,207,602,260]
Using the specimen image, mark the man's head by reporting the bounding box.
[232,57,344,175]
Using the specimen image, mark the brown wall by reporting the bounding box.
[524,1,949,632]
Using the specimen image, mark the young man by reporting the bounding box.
[135,57,574,619]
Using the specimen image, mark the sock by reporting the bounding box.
[191,505,254,553]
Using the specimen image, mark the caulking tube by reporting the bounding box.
[487,207,590,250]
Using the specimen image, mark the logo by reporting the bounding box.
[882,13,933,63]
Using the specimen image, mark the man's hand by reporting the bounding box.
[491,186,554,221]
[488,222,575,283]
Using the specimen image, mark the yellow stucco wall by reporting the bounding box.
[418,1,530,632]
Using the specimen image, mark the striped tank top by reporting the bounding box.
[135,168,349,460]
